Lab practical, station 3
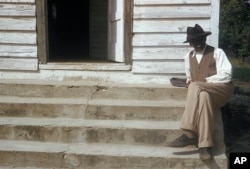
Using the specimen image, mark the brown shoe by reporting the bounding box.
[199,147,212,161]
[167,134,197,147]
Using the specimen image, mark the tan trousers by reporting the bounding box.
[180,82,234,148]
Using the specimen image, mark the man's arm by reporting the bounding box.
[205,48,232,83]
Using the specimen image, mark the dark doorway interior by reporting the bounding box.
[47,0,90,61]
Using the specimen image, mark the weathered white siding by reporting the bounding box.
[132,0,219,74]
[0,0,37,71]
[0,0,220,76]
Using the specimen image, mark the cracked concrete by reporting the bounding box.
[0,79,227,169]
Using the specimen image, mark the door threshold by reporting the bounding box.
[39,62,132,71]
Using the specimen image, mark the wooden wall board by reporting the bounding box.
[0,4,35,16]
[134,0,211,5]
[0,58,37,70]
[133,19,210,33]
[134,6,211,19]
[0,32,36,44]
[133,47,191,60]
[0,0,35,3]
[0,18,36,30]
[133,33,187,47]
[132,61,185,74]
[0,45,37,57]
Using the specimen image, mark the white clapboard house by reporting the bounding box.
[0,1,228,168]
[0,0,220,84]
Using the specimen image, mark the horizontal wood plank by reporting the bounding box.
[0,32,36,44]
[39,63,131,71]
[133,33,186,46]
[134,0,211,5]
[0,4,35,16]
[0,17,36,30]
[132,61,185,74]
[133,33,212,47]
[0,45,37,57]
[0,58,37,70]
[133,19,210,33]
[133,47,191,60]
[0,0,35,3]
[134,6,211,19]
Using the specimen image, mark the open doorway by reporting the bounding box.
[39,0,131,64]
[47,0,108,62]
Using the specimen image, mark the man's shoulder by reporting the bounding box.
[206,46,225,54]
[206,45,215,51]
[184,50,194,60]
[214,48,226,54]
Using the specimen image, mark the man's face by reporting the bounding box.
[189,37,206,52]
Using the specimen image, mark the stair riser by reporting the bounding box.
[92,87,187,100]
[0,84,187,100]
[0,125,224,147]
[0,151,227,169]
[0,125,180,145]
[0,103,86,119]
[0,84,95,98]
[0,103,184,121]
[86,105,184,121]
[0,152,64,168]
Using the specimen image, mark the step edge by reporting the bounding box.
[0,117,180,130]
[0,96,186,107]
[0,79,187,90]
[0,117,224,131]
[0,140,227,160]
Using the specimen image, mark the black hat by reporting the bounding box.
[183,24,211,43]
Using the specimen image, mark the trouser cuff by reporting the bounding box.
[198,141,214,148]
[180,123,197,133]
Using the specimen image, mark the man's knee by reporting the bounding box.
[189,82,205,92]
[200,91,210,99]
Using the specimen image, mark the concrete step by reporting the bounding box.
[0,117,225,148]
[0,167,66,169]
[0,80,187,100]
[0,168,67,169]
[0,96,185,120]
[0,79,227,169]
[0,117,182,146]
[0,140,227,169]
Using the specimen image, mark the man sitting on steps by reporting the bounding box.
[167,24,234,161]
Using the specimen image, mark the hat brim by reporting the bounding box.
[183,31,211,43]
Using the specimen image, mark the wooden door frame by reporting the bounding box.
[36,0,48,64]
[36,0,132,65]
[123,0,133,65]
